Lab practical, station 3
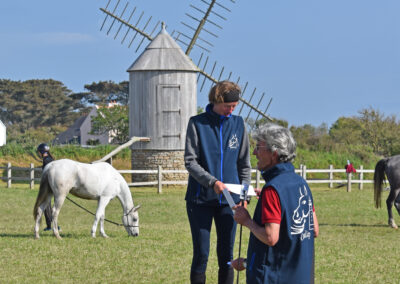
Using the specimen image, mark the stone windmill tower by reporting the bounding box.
[99,0,273,181]
[127,24,198,181]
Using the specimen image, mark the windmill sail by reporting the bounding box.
[99,0,273,125]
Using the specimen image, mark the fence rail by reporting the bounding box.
[0,163,380,193]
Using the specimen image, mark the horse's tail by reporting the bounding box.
[33,170,51,220]
[374,158,387,208]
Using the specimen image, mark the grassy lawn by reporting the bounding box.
[0,183,399,283]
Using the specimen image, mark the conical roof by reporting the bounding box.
[127,25,199,72]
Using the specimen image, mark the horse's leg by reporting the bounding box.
[34,196,52,239]
[92,197,112,238]
[393,188,400,216]
[52,194,67,239]
[386,188,399,229]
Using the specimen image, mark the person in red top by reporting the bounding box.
[231,123,320,283]
[345,160,356,174]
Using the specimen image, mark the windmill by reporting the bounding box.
[99,0,273,126]
[98,0,273,183]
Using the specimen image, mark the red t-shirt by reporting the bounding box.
[261,186,315,224]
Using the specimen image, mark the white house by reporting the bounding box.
[54,103,118,146]
[0,120,5,146]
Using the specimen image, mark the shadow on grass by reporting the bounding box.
[320,223,388,228]
[0,233,75,238]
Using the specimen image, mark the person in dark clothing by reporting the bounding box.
[37,143,56,231]
[184,80,251,284]
[231,123,319,284]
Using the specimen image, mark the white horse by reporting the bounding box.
[33,159,140,239]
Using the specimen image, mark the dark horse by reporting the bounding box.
[374,155,400,228]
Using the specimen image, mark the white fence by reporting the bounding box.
[0,163,375,193]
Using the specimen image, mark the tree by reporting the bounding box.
[290,123,329,151]
[358,108,400,156]
[90,105,129,144]
[0,79,82,129]
[329,116,362,145]
[83,81,129,106]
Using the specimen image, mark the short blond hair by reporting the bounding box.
[208,80,241,104]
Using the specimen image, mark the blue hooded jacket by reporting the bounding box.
[184,104,251,206]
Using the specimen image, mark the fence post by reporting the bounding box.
[256,170,261,189]
[7,162,11,188]
[329,165,333,189]
[157,165,162,194]
[347,173,352,192]
[30,163,35,190]
[359,165,363,190]
[302,165,307,180]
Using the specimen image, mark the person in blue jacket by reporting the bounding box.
[184,80,251,284]
[231,123,319,284]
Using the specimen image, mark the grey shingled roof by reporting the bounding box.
[127,26,199,72]
[53,115,86,144]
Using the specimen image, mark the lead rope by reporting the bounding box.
[236,185,249,284]
[236,198,244,284]
[66,196,138,227]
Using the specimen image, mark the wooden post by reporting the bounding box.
[7,162,11,188]
[329,165,333,189]
[256,170,261,189]
[30,163,35,190]
[302,165,307,181]
[157,165,162,194]
[359,165,363,190]
[347,173,352,192]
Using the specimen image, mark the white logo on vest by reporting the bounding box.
[290,185,314,240]
[228,134,239,149]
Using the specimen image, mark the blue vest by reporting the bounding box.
[246,163,315,284]
[185,104,245,206]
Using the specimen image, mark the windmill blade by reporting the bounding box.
[176,0,236,56]
[99,0,160,53]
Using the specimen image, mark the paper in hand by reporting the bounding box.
[224,184,257,196]
[222,188,237,209]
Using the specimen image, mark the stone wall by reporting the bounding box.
[131,149,188,182]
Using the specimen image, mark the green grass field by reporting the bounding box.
[0,184,399,283]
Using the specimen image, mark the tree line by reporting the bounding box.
[0,79,399,163]
[0,79,128,144]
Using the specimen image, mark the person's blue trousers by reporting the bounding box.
[187,202,237,282]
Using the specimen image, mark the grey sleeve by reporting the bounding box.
[184,119,218,188]
[237,122,251,184]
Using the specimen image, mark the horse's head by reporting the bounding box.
[123,205,141,237]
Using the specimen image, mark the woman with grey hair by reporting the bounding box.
[252,123,297,163]
[231,123,319,283]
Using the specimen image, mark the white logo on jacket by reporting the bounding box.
[290,185,314,239]
[228,134,239,149]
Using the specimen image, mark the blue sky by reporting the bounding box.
[0,0,399,127]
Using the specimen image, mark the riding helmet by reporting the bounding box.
[37,143,50,154]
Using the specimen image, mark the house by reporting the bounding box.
[54,104,116,146]
[0,120,6,146]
